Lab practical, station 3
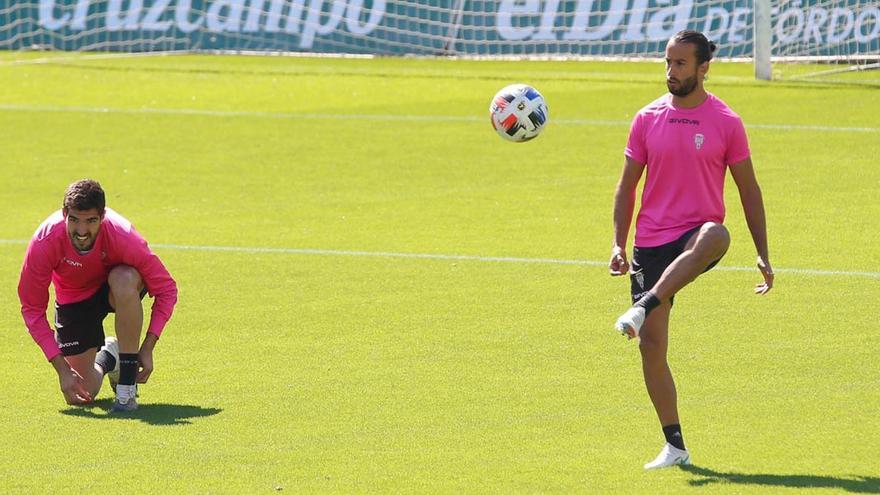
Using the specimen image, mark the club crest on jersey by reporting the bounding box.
[694,133,704,150]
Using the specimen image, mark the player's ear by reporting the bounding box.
[699,60,710,80]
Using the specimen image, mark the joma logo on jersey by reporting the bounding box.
[669,118,700,125]
[63,257,83,267]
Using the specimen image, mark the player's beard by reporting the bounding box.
[70,232,95,252]
[667,74,698,97]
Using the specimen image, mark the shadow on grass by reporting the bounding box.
[682,465,880,493]
[61,399,222,425]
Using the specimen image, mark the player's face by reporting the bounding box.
[65,208,103,252]
[665,41,701,97]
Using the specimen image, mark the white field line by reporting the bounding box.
[0,51,193,67]
[0,103,876,133]
[0,50,375,67]
[2,239,878,279]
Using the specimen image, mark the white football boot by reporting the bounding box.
[615,306,646,339]
[644,443,691,470]
[100,336,120,394]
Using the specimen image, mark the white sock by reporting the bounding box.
[116,384,136,403]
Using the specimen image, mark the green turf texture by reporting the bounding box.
[0,54,878,493]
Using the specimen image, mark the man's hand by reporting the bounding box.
[609,246,630,276]
[755,256,774,295]
[57,365,92,405]
[137,349,153,383]
[137,333,158,384]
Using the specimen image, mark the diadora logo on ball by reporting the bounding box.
[37,0,387,48]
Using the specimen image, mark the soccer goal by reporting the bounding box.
[1,0,877,82]
[755,0,880,82]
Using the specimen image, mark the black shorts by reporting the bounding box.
[54,283,147,356]
[630,226,723,305]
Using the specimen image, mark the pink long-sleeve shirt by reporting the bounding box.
[18,208,178,361]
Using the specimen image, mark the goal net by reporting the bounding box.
[1,0,877,81]
[765,0,879,83]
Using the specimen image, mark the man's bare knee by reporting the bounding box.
[695,222,730,257]
[639,336,667,363]
[108,266,142,295]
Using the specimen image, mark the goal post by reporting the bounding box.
[1,0,877,81]
[753,0,771,80]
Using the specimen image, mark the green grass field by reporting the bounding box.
[0,53,878,493]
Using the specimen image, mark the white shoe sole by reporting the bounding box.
[616,323,638,339]
[644,458,690,470]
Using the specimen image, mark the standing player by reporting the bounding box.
[18,179,178,412]
[608,31,773,469]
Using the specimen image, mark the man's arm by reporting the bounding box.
[137,332,159,384]
[122,229,178,383]
[729,157,773,294]
[51,354,92,404]
[124,232,178,339]
[18,239,92,402]
[18,240,63,361]
[610,156,646,276]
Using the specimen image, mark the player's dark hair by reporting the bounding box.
[63,179,105,214]
[672,30,717,64]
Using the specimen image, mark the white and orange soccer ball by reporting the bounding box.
[489,84,549,142]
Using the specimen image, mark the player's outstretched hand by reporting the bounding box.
[59,367,92,405]
[609,246,629,276]
[755,256,774,295]
[137,347,154,384]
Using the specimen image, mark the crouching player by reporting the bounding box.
[18,179,178,412]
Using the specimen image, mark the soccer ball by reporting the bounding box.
[489,84,549,142]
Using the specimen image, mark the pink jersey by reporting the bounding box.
[18,208,178,361]
[625,92,751,247]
